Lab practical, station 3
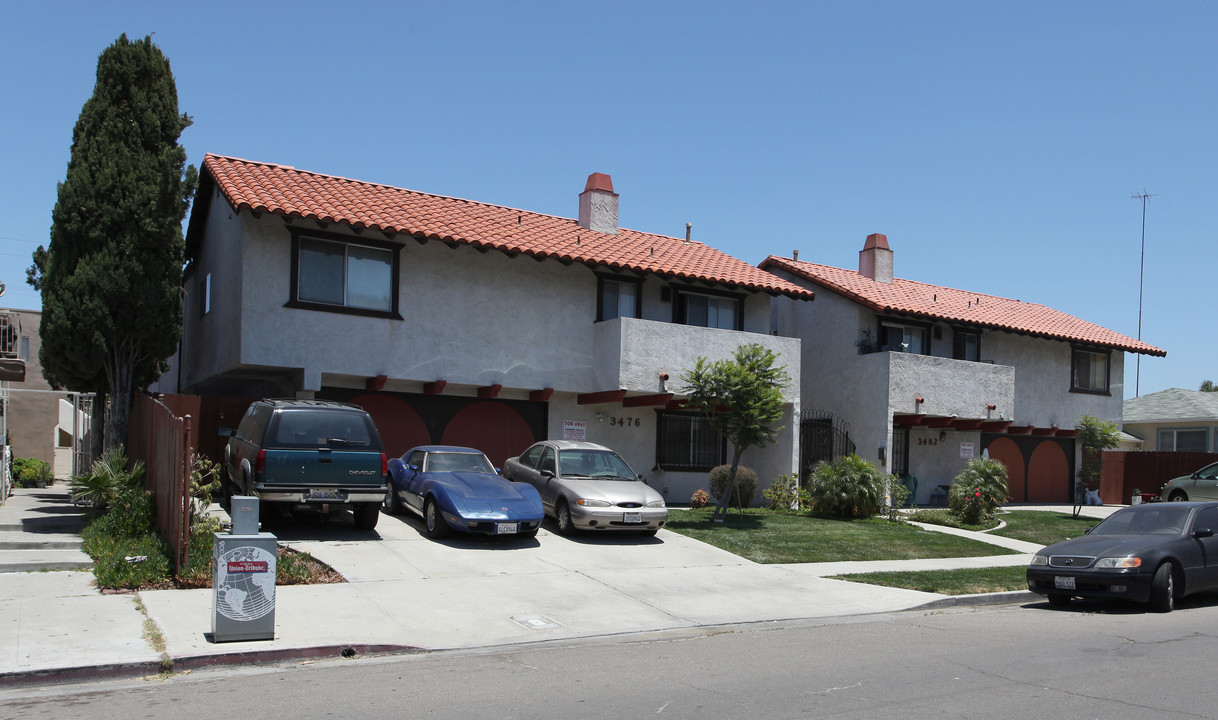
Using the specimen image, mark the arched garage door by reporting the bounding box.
[441,401,535,468]
[986,437,1027,503]
[1028,441,1070,503]
[350,393,431,458]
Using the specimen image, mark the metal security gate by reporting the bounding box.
[799,409,856,478]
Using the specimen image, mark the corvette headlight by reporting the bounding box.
[647,500,666,508]
[1029,555,1049,566]
[577,498,611,507]
[1094,556,1142,569]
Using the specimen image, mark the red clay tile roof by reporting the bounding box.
[195,154,814,300]
[760,255,1165,356]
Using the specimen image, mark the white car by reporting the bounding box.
[502,440,667,536]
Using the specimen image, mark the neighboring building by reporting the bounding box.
[0,308,91,478]
[1123,388,1218,452]
[157,155,812,504]
[762,234,1166,504]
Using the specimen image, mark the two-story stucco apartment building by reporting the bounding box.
[763,234,1165,504]
[157,155,810,504]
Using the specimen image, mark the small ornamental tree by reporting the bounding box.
[38,34,197,449]
[1076,414,1120,493]
[681,344,790,522]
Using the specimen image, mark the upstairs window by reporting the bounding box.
[880,322,928,354]
[953,330,980,361]
[1071,347,1110,394]
[655,411,726,471]
[676,288,742,330]
[597,275,642,321]
[289,230,401,318]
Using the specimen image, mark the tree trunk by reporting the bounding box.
[103,349,136,451]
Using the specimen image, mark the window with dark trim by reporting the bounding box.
[952,329,980,361]
[673,285,743,330]
[200,272,212,317]
[1071,346,1110,394]
[287,228,402,319]
[879,320,929,354]
[655,411,726,471]
[597,274,642,321]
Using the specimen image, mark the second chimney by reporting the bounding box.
[578,172,618,234]
[859,233,893,283]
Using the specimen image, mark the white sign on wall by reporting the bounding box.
[960,442,975,459]
[563,420,586,441]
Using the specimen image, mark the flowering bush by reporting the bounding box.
[947,458,1009,524]
[690,488,711,509]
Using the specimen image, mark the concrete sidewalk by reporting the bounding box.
[0,488,1114,686]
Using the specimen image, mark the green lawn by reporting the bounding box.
[829,566,1029,595]
[989,510,1100,546]
[664,509,1018,564]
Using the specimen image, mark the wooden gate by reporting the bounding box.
[129,394,193,575]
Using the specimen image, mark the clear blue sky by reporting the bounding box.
[2,1,1213,399]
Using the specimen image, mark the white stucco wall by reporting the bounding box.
[769,266,1130,498]
[164,207,801,504]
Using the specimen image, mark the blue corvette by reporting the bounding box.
[384,445,544,539]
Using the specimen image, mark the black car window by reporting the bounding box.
[428,452,494,474]
[1200,464,1218,481]
[519,444,543,469]
[539,447,556,474]
[406,450,425,468]
[271,410,374,449]
[1193,507,1218,533]
[1094,507,1191,535]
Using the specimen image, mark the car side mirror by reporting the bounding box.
[540,469,555,479]
[495,467,502,474]
[1194,528,1215,539]
[408,464,420,473]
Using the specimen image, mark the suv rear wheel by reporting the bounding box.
[353,502,380,530]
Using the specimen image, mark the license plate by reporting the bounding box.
[1054,576,1076,590]
[623,512,642,524]
[497,522,518,535]
[310,489,340,500]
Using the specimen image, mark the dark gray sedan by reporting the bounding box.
[1027,502,1218,612]
[502,440,668,536]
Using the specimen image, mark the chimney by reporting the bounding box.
[858,233,893,283]
[578,172,618,234]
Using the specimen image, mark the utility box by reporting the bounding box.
[212,496,277,642]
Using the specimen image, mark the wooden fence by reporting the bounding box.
[128,394,194,575]
[1100,451,1218,504]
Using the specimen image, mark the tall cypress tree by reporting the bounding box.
[41,34,197,449]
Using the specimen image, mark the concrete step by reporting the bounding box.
[0,530,84,550]
[0,548,93,573]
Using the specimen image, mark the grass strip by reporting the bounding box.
[830,565,1029,595]
[665,509,1018,564]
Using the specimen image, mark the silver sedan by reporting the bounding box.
[502,440,668,535]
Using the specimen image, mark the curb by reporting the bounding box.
[0,643,422,689]
[913,590,1041,611]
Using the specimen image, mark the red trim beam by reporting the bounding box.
[577,390,628,405]
[623,393,673,408]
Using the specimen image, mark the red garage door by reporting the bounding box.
[441,401,536,468]
[986,437,1026,503]
[1028,441,1070,503]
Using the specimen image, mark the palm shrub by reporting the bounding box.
[948,457,1009,525]
[69,446,145,510]
[709,464,759,508]
[806,454,885,518]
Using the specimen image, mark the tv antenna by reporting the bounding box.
[1132,190,1157,397]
